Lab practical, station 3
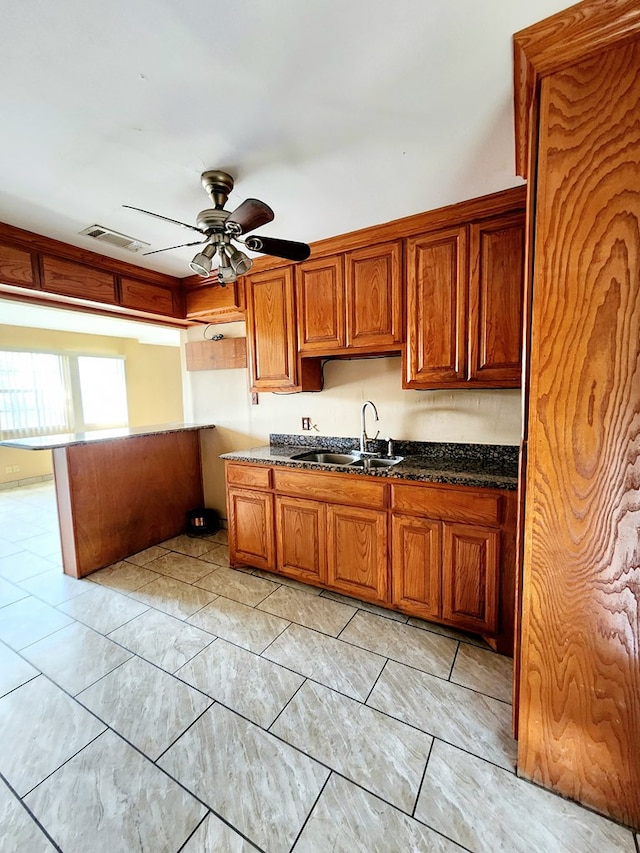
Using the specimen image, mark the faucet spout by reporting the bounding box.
[360,400,379,454]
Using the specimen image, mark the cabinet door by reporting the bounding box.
[442,523,498,634]
[326,504,388,603]
[391,515,441,619]
[245,267,298,390]
[345,242,402,349]
[404,227,468,387]
[0,242,36,287]
[275,496,326,585]
[468,212,524,385]
[296,256,345,353]
[227,487,275,570]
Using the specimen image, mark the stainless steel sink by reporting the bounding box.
[289,450,361,465]
[352,456,404,469]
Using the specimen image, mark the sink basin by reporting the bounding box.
[352,456,404,469]
[289,450,360,465]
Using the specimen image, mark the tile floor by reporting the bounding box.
[0,481,637,853]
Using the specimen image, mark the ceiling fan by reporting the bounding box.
[124,170,311,284]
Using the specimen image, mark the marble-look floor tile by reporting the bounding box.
[177,638,304,728]
[77,656,211,760]
[125,544,169,566]
[129,574,217,619]
[272,679,432,813]
[0,596,73,650]
[17,571,93,605]
[0,675,105,796]
[450,643,513,704]
[199,542,232,567]
[89,561,161,593]
[407,616,489,648]
[293,773,464,853]
[21,622,132,695]
[0,518,50,544]
[0,550,58,583]
[57,585,149,634]
[339,611,458,679]
[0,576,28,607]
[0,641,39,697]
[188,595,289,653]
[0,777,56,852]
[25,730,206,853]
[263,623,385,701]
[161,533,215,558]
[195,565,278,606]
[146,551,214,584]
[207,528,228,545]
[108,609,213,673]
[0,537,21,559]
[320,588,410,623]
[252,568,323,595]
[18,531,61,559]
[258,584,357,636]
[368,660,517,771]
[416,740,636,853]
[181,812,257,852]
[159,703,328,853]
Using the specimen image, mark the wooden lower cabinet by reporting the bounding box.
[327,504,388,603]
[275,495,326,584]
[442,523,499,634]
[391,515,441,620]
[227,487,275,570]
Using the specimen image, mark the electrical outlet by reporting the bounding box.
[301,417,311,431]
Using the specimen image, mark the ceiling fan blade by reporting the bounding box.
[244,235,311,262]
[225,198,274,236]
[122,205,207,236]
[143,240,208,256]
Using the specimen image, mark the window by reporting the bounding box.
[0,350,128,440]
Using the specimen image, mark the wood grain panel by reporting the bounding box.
[41,255,117,304]
[184,280,245,322]
[227,487,275,570]
[345,242,402,349]
[391,515,441,619]
[273,468,387,509]
[296,255,345,352]
[185,338,247,371]
[0,242,35,287]
[275,495,326,584]
[404,227,468,388]
[442,523,499,634]
[245,267,298,390]
[225,463,271,490]
[519,40,640,827]
[468,213,525,385]
[326,503,388,603]
[119,277,176,316]
[391,482,502,526]
[55,432,202,578]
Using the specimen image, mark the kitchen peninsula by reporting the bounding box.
[1,423,214,578]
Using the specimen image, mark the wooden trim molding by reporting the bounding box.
[513,0,640,177]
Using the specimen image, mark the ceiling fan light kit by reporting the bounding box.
[124,169,311,285]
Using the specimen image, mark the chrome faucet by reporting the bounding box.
[360,400,379,454]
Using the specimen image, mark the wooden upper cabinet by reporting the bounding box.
[296,256,345,352]
[245,266,299,391]
[120,277,177,317]
[468,212,524,385]
[404,226,468,387]
[345,241,402,350]
[185,280,245,323]
[41,255,117,304]
[0,242,36,287]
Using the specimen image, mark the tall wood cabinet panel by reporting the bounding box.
[345,242,402,349]
[227,486,275,570]
[515,7,640,830]
[326,504,388,603]
[275,495,326,584]
[468,213,524,385]
[391,515,441,620]
[296,256,345,352]
[442,523,498,634]
[404,227,468,386]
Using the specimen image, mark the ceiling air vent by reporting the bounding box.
[79,225,150,253]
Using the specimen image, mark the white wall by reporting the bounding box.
[185,323,522,516]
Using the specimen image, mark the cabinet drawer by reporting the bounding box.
[391,482,502,525]
[274,468,387,509]
[225,463,272,489]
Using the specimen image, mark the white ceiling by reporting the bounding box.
[1,0,573,280]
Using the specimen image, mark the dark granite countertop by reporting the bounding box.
[1,423,216,451]
[220,434,519,491]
